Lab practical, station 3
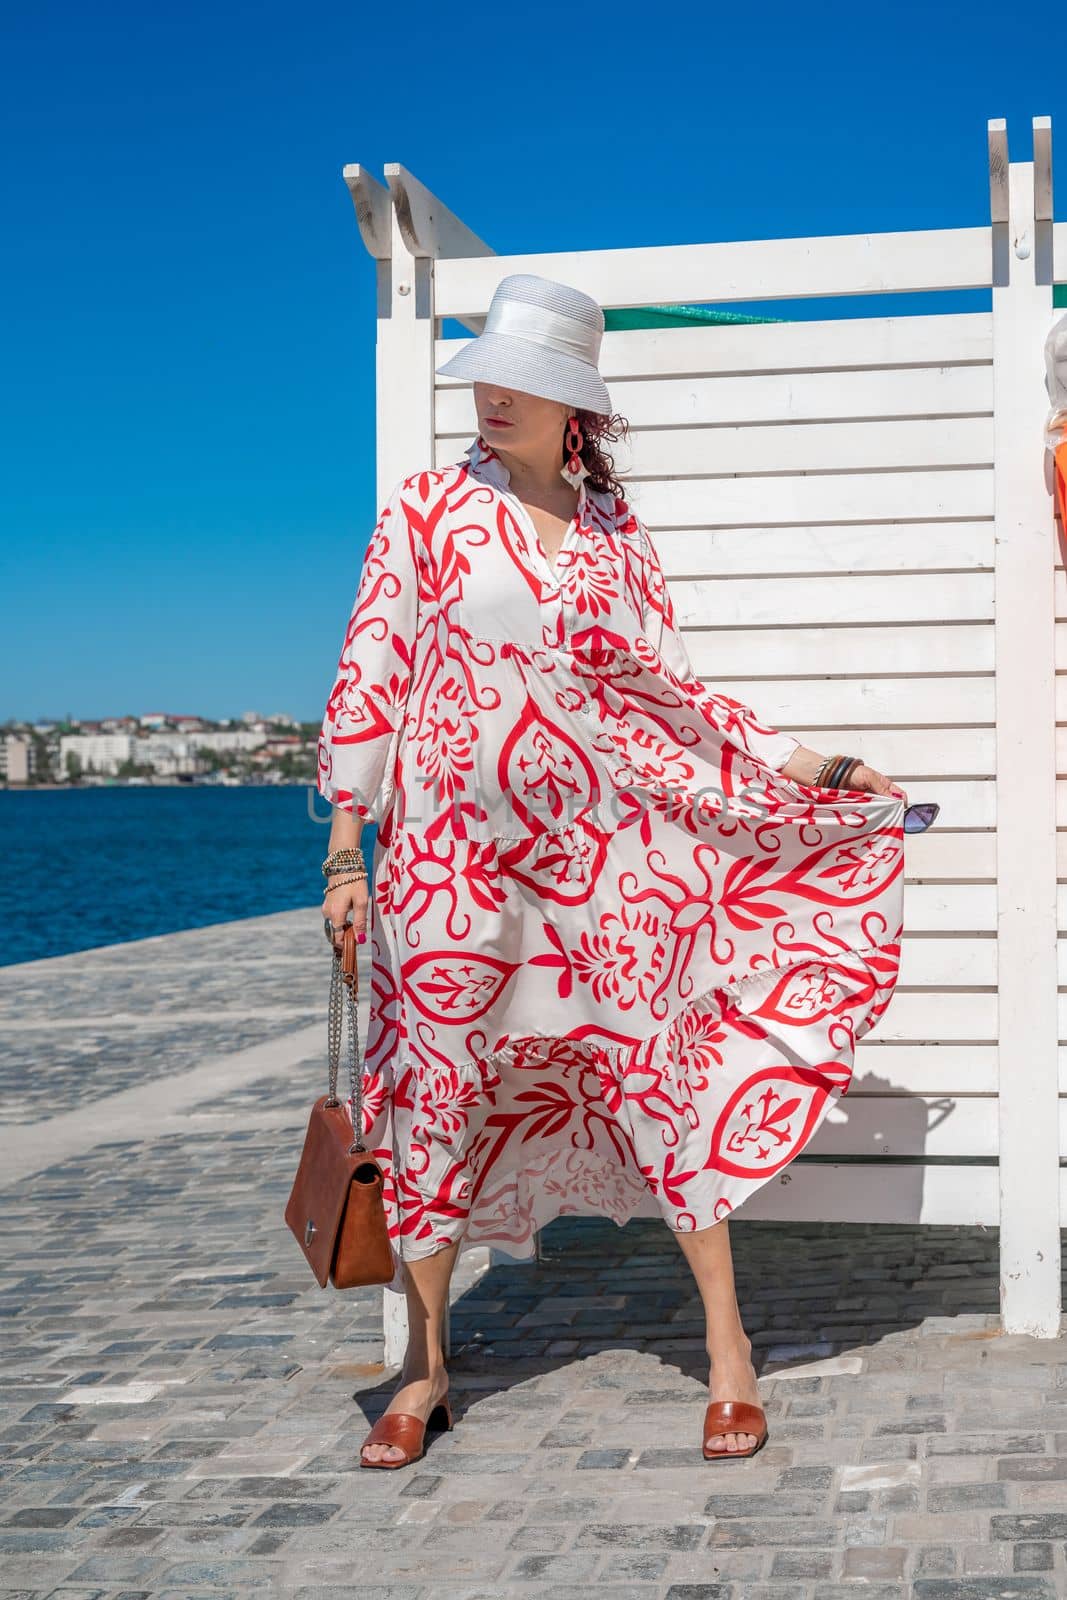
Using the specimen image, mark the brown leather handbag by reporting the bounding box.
[284,921,395,1289]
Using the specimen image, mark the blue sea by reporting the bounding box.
[0,786,376,967]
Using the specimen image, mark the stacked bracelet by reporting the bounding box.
[813,753,863,788]
[322,846,367,901]
[322,847,364,878]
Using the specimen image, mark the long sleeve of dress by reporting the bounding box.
[630,510,801,773]
[316,476,420,824]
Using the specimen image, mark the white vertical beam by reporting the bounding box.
[992,150,1061,1336]
[373,168,496,1366]
[375,194,437,1369]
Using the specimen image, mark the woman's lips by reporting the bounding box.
[485,418,512,427]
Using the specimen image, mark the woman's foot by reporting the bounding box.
[705,1336,762,1454]
[360,1361,450,1466]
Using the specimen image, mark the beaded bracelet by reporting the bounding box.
[322,874,366,898]
[322,848,364,878]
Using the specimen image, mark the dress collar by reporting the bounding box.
[463,432,592,500]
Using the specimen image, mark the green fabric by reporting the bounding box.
[603,304,784,329]
[612,291,1067,318]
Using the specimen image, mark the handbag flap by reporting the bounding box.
[284,1096,362,1288]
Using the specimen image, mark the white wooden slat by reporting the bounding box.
[435,311,993,382]
[670,572,993,628]
[653,522,995,578]
[687,623,994,678]
[600,311,993,378]
[435,365,993,435]
[899,884,995,933]
[1057,832,1067,877]
[737,1161,998,1226]
[432,226,993,314]
[1050,786,1067,829]
[719,676,992,729]
[633,471,994,530]
[858,991,995,1045]
[807,1096,998,1158]
[847,778,989,830]
[853,1043,997,1096]
[621,418,994,478]
[898,937,995,987]
[904,831,994,879]
[864,989,996,1039]
[1054,221,1067,284]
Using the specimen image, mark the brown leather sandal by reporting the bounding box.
[359,1396,454,1469]
[702,1399,768,1461]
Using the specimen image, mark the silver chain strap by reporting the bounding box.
[325,939,366,1154]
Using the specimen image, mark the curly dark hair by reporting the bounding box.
[564,409,632,500]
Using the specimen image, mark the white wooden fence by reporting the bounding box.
[344,115,1065,1352]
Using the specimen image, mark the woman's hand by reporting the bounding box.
[839,763,908,805]
[323,876,370,952]
[782,746,907,804]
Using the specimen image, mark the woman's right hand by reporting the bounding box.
[324,876,369,952]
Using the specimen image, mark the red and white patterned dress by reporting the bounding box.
[317,435,905,1279]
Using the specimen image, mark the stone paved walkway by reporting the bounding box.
[3,909,1067,1599]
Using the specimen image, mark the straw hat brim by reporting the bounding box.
[435,332,612,416]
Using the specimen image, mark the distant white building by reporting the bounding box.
[189,729,267,754]
[137,735,201,776]
[59,733,136,775]
[0,734,36,783]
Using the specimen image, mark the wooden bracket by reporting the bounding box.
[988,118,1009,224]
[1034,115,1053,224]
[341,164,392,260]
[384,163,494,263]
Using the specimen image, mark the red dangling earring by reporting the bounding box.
[565,415,584,475]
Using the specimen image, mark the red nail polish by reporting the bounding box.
[357,932,367,944]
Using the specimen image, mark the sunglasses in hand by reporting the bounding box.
[902,801,939,834]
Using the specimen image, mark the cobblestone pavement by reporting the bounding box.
[3,910,1067,1599]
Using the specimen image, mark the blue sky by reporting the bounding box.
[2,0,1059,723]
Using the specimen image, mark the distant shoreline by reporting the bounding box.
[1,780,316,793]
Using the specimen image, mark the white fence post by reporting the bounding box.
[367,166,495,1367]
[991,128,1061,1336]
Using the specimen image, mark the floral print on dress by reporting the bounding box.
[317,436,906,1277]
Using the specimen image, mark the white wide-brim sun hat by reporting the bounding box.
[435,272,612,416]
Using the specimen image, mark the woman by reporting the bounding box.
[317,273,908,1468]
